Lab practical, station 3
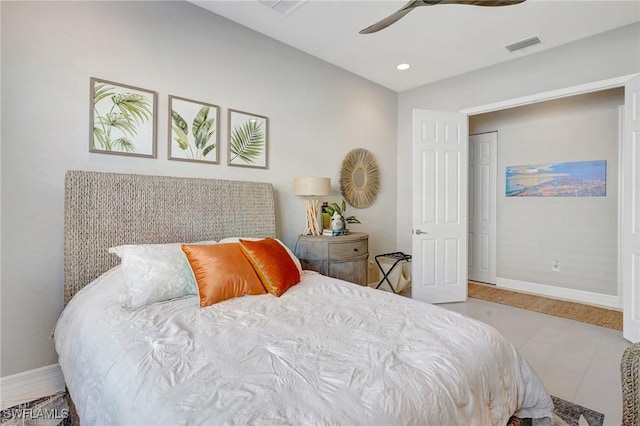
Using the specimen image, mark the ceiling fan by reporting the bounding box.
[359,0,526,34]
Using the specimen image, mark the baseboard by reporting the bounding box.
[496,278,621,310]
[0,364,65,410]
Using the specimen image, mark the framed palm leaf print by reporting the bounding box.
[227,109,268,169]
[90,77,157,158]
[168,95,220,164]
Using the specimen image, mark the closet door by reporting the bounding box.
[468,132,497,284]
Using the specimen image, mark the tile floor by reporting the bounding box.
[439,298,630,426]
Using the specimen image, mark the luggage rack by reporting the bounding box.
[374,252,412,294]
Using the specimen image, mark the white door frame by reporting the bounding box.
[621,75,640,342]
[460,72,639,322]
[461,74,637,116]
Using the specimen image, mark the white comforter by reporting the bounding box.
[55,268,553,426]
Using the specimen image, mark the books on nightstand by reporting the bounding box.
[322,228,349,236]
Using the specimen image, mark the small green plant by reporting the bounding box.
[324,199,361,224]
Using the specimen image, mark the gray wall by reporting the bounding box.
[397,23,640,294]
[471,88,623,295]
[0,1,397,377]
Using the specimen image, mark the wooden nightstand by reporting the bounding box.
[296,232,369,286]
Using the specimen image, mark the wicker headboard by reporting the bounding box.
[64,170,276,305]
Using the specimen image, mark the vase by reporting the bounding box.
[331,214,344,231]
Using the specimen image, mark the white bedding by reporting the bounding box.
[55,267,553,425]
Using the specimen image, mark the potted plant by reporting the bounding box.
[324,200,360,230]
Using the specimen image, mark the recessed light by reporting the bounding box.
[396,63,411,71]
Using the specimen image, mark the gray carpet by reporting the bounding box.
[1,392,603,425]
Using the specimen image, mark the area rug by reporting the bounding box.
[551,395,605,426]
[509,396,605,426]
[469,282,622,330]
[1,392,604,426]
[1,392,70,426]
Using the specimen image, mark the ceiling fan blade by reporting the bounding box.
[447,0,526,6]
[359,0,423,35]
[359,0,526,35]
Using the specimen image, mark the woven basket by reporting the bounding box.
[621,342,640,426]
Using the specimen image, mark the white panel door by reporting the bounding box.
[412,110,468,303]
[623,75,640,343]
[468,132,497,284]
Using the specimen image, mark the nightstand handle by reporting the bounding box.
[354,248,358,252]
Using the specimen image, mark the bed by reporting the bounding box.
[55,170,554,425]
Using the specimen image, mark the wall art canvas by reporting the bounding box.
[227,109,268,169]
[90,77,157,158]
[168,95,219,164]
[506,160,606,197]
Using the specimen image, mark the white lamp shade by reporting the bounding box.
[294,177,331,196]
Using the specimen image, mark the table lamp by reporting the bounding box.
[294,177,331,236]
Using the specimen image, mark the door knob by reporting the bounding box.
[414,229,426,235]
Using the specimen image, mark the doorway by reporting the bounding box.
[410,74,639,340]
[467,89,622,303]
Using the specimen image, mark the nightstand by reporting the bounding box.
[296,232,369,286]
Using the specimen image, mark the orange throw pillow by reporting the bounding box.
[239,238,301,297]
[181,243,266,307]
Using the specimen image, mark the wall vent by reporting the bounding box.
[504,35,541,52]
[258,0,309,16]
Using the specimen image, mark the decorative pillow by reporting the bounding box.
[109,241,215,308]
[239,238,301,297]
[181,243,266,307]
[218,237,302,274]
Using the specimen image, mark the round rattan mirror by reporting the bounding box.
[340,148,380,208]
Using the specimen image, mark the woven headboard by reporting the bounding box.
[64,170,276,305]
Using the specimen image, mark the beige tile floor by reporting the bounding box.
[439,298,631,426]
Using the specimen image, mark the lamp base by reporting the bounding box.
[303,199,322,236]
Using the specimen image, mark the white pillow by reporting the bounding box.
[109,241,216,308]
[217,237,302,274]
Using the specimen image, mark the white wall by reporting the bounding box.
[397,23,640,294]
[471,88,623,295]
[0,1,397,377]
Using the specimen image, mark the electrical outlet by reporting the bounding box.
[552,260,560,272]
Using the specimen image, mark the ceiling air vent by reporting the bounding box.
[504,35,541,52]
[258,0,309,16]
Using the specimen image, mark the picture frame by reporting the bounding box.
[89,77,157,158]
[227,109,268,169]
[168,95,220,164]
[506,160,607,197]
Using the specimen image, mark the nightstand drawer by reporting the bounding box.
[296,232,369,286]
[329,240,368,260]
[329,257,369,286]
[300,260,326,275]
[296,241,328,261]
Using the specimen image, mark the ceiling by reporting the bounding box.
[190,0,640,92]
